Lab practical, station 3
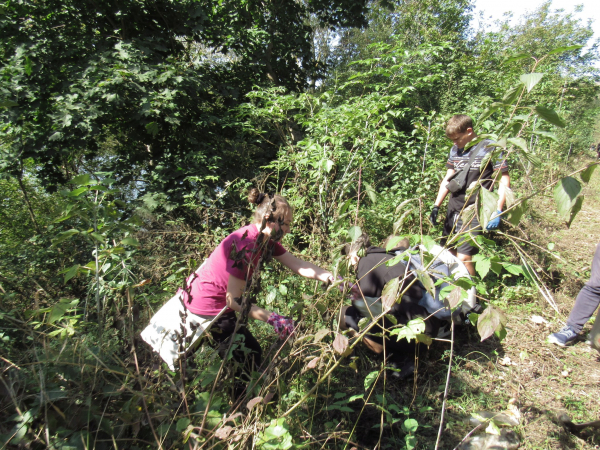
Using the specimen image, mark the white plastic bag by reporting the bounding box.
[140,291,226,371]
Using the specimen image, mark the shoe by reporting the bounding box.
[547,326,579,347]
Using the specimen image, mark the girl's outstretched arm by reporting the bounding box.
[275,252,333,283]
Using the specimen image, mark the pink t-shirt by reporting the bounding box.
[178,224,287,315]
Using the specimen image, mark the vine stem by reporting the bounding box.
[434,321,454,450]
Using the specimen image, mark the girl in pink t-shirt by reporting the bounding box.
[181,188,334,399]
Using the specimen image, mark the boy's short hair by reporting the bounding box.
[446,114,473,137]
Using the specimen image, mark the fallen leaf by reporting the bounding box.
[307,357,320,369]
[214,426,233,440]
[333,333,349,355]
[247,396,263,411]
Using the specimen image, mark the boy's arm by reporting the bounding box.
[433,168,456,207]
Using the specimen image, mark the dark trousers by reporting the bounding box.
[208,311,262,399]
[566,243,600,333]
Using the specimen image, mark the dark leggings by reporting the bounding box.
[566,243,600,334]
[208,311,262,399]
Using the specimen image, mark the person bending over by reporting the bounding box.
[338,235,441,380]
[429,114,510,275]
[179,189,334,399]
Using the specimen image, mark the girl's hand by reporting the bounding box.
[267,313,295,339]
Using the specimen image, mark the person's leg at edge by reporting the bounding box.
[549,243,600,346]
[565,243,600,333]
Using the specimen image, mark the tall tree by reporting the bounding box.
[0,0,369,207]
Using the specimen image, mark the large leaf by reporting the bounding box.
[348,226,362,242]
[477,306,501,341]
[52,229,80,246]
[381,277,400,309]
[333,333,351,356]
[531,130,557,142]
[519,73,544,93]
[580,164,598,183]
[70,174,93,186]
[553,176,582,226]
[415,270,435,297]
[548,44,583,55]
[48,299,78,324]
[503,186,527,226]
[477,187,499,230]
[63,264,80,283]
[446,287,464,309]
[393,207,414,234]
[506,137,527,152]
[534,106,565,128]
[505,53,530,63]
[501,85,522,105]
[472,255,491,279]
[391,318,426,342]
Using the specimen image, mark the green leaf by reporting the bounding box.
[501,85,522,105]
[420,235,436,253]
[121,237,140,247]
[402,418,419,433]
[393,208,414,234]
[534,106,565,128]
[325,159,335,173]
[364,182,377,203]
[52,229,80,246]
[547,44,583,55]
[176,418,191,432]
[580,164,598,183]
[473,255,491,279]
[519,73,544,93]
[338,198,352,215]
[553,176,582,226]
[0,99,19,108]
[48,299,78,323]
[380,277,400,310]
[505,53,530,63]
[385,236,405,251]
[364,371,378,391]
[146,122,159,136]
[90,233,105,243]
[279,284,288,296]
[477,186,499,230]
[348,226,362,242]
[504,187,527,227]
[503,263,524,276]
[391,318,426,342]
[531,130,557,142]
[70,174,93,186]
[63,264,80,283]
[507,137,527,152]
[395,197,416,215]
[415,270,435,297]
[67,186,89,197]
[477,305,501,341]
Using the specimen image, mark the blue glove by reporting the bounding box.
[486,210,503,230]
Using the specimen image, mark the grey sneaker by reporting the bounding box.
[547,326,579,347]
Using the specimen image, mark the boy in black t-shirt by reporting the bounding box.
[429,115,510,276]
